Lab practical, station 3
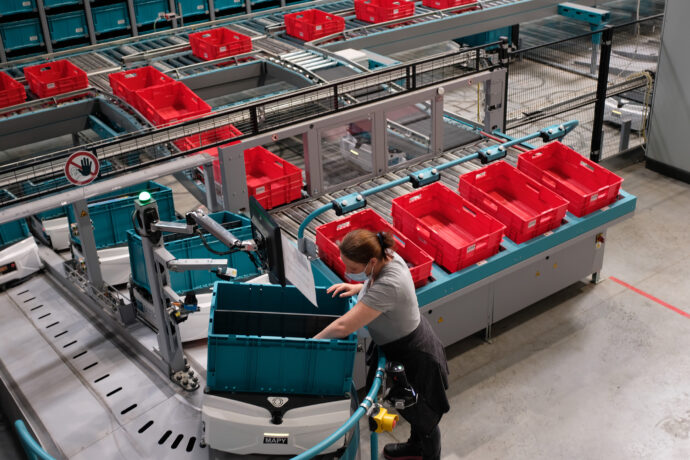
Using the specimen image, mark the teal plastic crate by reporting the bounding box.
[43,0,81,7]
[127,211,261,294]
[92,3,131,34]
[0,0,37,17]
[213,0,243,11]
[68,180,175,249]
[207,282,357,396]
[0,190,30,248]
[134,0,169,26]
[0,19,43,52]
[48,11,88,43]
[177,0,208,16]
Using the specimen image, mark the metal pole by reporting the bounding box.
[590,26,613,163]
[619,119,631,152]
[71,199,104,291]
[0,31,7,63]
[126,0,138,36]
[203,162,220,212]
[82,0,97,45]
[499,36,510,133]
[35,0,53,54]
[208,0,216,21]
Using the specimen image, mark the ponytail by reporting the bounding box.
[339,229,396,264]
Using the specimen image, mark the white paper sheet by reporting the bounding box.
[281,234,317,307]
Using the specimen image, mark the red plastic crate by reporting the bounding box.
[315,209,433,288]
[392,182,505,272]
[422,0,477,10]
[241,146,302,210]
[458,161,569,244]
[135,81,211,126]
[108,66,174,111]
[517,141,623,217]
[0,72,26,108]
[189,28,252,61]
[354,0,415,23]
[174,124,243,155]
[23,60,88,99]
[284,9,345,41]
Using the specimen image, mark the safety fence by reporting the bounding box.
[505,14,663,162]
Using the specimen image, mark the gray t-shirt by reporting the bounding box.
[358,251,420,345]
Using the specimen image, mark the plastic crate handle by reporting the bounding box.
[462,205,476,217]
[525,181,541,194]
[336,221,352,232]
[579,160,595,172]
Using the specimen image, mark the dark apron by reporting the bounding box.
[366,316,450,435]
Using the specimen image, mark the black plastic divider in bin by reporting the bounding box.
[212,310,339,339]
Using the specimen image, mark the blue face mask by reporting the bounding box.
[345,260,372,282]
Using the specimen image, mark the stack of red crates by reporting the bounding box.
[517,141,623,217]
[392,182,505,272]
[23,60,88,98]
[315,209,433,287]
[422,0,477,11]
[458,161,569,244]
[284,9,345,41]
[108,66,175,112]
[354,0,415,23]
[189,28,252,61]
[243,146,303,210]
[0,72,26,108]
[135,81,211,126]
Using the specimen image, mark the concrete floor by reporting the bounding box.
[360,160,690,459]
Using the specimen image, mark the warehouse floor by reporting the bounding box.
[358,160,690,458]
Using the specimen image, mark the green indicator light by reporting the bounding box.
[138,191,152,203]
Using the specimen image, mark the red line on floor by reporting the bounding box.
[609,276,690,319]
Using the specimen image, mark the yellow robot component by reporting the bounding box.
[371,406,398,433]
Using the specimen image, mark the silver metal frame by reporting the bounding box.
[218,68,506,213]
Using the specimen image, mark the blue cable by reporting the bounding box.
[14,420,55,460]
[291,355,386,460]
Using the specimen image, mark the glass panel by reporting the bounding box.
[321,118,373,188]
[385,103,431,168]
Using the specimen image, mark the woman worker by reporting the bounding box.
[314,229,449,460]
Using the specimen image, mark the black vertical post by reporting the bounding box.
[590,26,613,163]
[411,65,417,89]
[406,66,411,90]
[333,85,339,111]
[250,106,259,134]
[499,36,510,133]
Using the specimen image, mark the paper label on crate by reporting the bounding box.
[316,25,322,30]
[466,244,475,253]
[219,46,227,52]
[23,1,31,6]
[282,234,318,307]
[30,36,38,42]
[47,83,56,89]
[476,260,488,266]
[601,206,610,212]
[393,8,399,13]
[118,19,125,25]
[76,27,84,33]
[543,231,554,237]
[528,219,536,228]
[197,4,204,9]
[590,193,599,202]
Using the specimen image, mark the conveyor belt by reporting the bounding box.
[270,137,515,241]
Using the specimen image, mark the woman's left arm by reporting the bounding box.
[313,301,382,339]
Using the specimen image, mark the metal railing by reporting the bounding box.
[0,40,500,209]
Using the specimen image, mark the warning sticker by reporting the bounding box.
[64,150,100,186]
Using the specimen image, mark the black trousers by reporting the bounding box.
[399,397,442,460]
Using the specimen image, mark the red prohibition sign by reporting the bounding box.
[64,150,100,186]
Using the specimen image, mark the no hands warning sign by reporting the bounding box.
[64,151,100,186]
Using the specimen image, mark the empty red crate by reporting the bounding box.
[422,0,477,10]
[174,124,243,155]
[284,9,345,41]
[189,28,252,61]
[108,66,174,111]
[136,81,211,126]
[0,72,26,108]
[242,146,302,210]
[392,182,505,272]
[517,141,623,217]
[315,209,433,288]
[354,0,415,23]
[458,162,569,244]
[23,60,88,99]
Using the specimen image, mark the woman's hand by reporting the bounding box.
[327,283,363,298]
